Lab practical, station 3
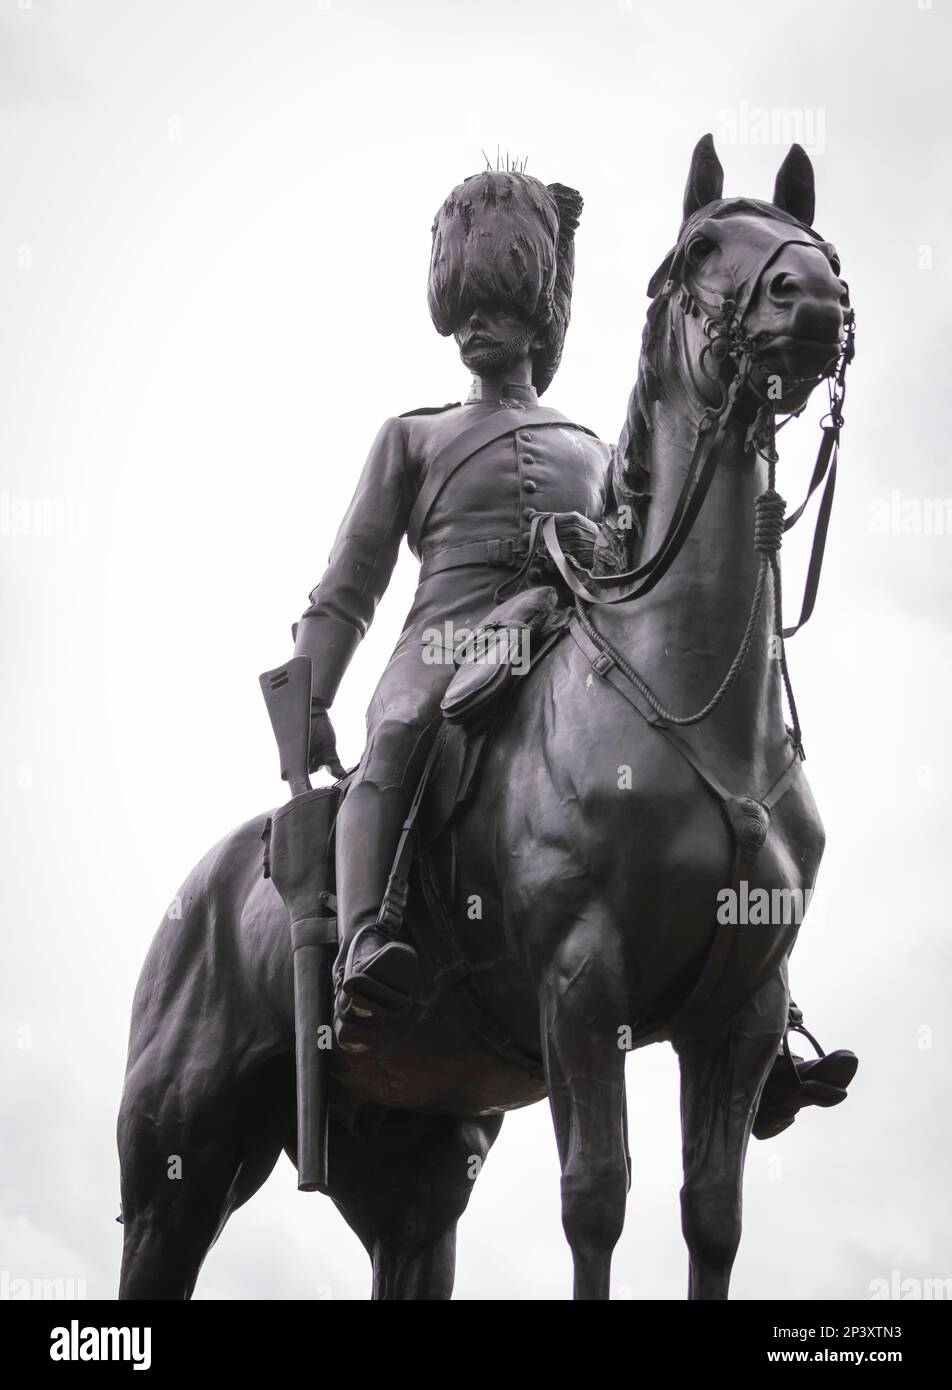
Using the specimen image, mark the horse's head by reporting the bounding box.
[646,134,852,416]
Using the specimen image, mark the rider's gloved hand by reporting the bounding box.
[554,511,628,575]
[554,511,600,569]
[308,699,347,780]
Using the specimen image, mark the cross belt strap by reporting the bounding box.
[406,407,595,557]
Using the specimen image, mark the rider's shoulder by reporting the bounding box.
[395,401,466,451]
[398,402,463,418]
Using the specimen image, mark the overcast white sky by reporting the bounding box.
[1,0,950,1300]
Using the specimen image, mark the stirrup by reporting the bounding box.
[338,924,419,1015]
[753,1016,858,1141]
[334,925,420,1056]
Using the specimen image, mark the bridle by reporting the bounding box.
[528,206,856,750]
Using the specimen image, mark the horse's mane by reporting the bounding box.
[612,290,669,548]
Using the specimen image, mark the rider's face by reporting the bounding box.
[454,302,542,377]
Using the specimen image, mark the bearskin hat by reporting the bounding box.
[427,170,583,395]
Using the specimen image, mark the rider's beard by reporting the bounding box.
[459,325,536,378]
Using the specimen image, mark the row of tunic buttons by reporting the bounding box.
[520,430,536,517]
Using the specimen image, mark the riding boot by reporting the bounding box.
[332,780,421,1053]
[752,1000,859,1141]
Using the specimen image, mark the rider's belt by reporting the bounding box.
[419,535,532,582]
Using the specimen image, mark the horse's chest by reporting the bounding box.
[620,763,825,943]
[555,726,824,926]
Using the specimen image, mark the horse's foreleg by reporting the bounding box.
[539,914,630,1301]
[673,969,788,1300]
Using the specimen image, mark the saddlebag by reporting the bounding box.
[440,585,562,728]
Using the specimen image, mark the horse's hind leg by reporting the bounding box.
[329,1109,503,1300]
[538,912,631,1300]
[118,1051,293,1299]
[673,969,788,1300]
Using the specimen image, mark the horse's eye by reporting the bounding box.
[685,236,716,269]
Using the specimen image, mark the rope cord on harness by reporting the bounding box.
[759,455,804,752]
[571,449,807,734]
[574,553,769,729]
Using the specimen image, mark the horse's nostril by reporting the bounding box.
[768,271,798,302]
[793,299,844,344]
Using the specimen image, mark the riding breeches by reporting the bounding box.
[352,565,510,794]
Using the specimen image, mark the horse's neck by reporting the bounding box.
[605,348,788,779]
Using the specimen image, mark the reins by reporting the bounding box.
[528,237,856,747]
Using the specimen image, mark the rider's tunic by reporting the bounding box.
[302,381,615,790]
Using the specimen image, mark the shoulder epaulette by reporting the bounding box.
[398,401,461,418]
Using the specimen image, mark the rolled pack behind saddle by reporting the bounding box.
[259,586,565,1192]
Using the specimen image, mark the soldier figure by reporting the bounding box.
[291,169,616,1051]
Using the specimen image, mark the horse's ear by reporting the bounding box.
[773,144,815,226]
[682,134,724,221]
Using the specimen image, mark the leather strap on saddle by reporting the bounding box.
[375,727,445,936]
[406,407,596,558]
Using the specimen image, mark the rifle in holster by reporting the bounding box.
[259,656,339,1194]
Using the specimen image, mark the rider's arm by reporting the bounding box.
[292,416,411,707]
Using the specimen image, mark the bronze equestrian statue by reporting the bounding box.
[118,138,857,1300]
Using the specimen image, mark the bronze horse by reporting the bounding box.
[118,138,852,1300]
